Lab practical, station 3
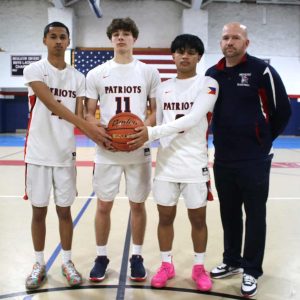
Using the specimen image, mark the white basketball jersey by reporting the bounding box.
[86,58,160,164]
[23,59,85,167]
[154,74,218,183]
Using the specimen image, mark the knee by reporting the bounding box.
[130,202,145,215]
[56,206,71,221]
[97,200,113,215]
[32,206,47,223]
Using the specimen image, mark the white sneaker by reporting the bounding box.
[210,263,243,279]
[241,273,257,297]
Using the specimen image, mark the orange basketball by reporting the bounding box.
[106,112,144,151]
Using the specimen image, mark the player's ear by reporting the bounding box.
[198,55,202,62]
[43,37,46,45]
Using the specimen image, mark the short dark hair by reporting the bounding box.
[44,22,70,38]
[171,34,204,55]
[106,17,139,39]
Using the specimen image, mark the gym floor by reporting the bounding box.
[0,134,299,300]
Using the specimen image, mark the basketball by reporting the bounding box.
[106,112,144,151]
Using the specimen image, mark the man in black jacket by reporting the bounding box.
[206,22,291,298]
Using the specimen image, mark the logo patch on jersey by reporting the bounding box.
[144,148,150,156]
[164,90,172,94]
[208,87,216,95]
[202,167,209,177]
[72,152,76,160]
[237,73,251,87]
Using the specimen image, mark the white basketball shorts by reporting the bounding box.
[93,162,152,202]
[152,179,208,209]
[26,163,77,207]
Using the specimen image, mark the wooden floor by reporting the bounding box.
[0,135,300,300]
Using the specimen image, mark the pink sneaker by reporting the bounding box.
[151,262,175,288]
[192,264,212,291]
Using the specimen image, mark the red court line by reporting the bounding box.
[1,160,300,168]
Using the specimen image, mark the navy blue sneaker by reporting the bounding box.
[89,256,109,282]
[130,255,147,282]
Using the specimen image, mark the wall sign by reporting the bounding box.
[11,55,41,76]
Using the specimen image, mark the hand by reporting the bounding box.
[80,121,112,146]
[127,126,149,151]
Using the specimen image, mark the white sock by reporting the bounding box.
[35,251,45,265]
[96,245,107,256]
[61,249,72,264]
[132,244,142,256]
[161,251,172,263]
[194,252,205,265]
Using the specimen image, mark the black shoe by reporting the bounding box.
[210,263,243,279]
[241,273,257,297]
[89,256,109,282]
[129,255,147,282]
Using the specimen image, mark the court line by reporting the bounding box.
[45,192,95,272]
[2,196,300,200]
[116,212,132,300]
[0,150,23,160]
[0,284,255,300]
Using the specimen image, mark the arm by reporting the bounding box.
[263,66,291,140]
[144,97,156,126]
[129,77,218,148]
[29,81,110,145]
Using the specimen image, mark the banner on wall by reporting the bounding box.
[11,55,41,76]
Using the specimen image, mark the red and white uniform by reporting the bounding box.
[23,59,85,167]
[149,74,219,183]
[86,58,160,165]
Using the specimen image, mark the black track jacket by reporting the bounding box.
[206,53,291,165]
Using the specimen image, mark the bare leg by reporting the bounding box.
[56,206,73,250]
[157,205,177,251]
[129,201,146,245]
[95,199,113,246]
[188,206,207,253]
[31,206,48,251]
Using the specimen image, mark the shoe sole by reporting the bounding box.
[211,268,243,279]
[89,276,106,282]
[151,274,175,288]
[130,275,147,282]
[241,290,257,298]
[25,275,47,290]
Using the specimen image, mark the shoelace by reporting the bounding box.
[30,264,43,278]
[157,264,171,275]
[243,274,256,285]
[218,263,227,269]
[64,263,78,277]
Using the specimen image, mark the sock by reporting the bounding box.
[132,244,142,256]
[96,245,107,256]
[194,252,205,265]
[35,251,45,265]
[61,249,72,264]
[161,251,172,263]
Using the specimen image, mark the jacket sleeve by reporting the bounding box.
[261,65,291,140]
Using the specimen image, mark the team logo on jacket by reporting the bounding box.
[202,167,209,177]
[237,73,251,87]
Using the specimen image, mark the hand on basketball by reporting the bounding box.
[127,126,149,151]
[81,122,112,146]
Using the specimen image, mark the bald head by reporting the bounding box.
[222,22,248,39]
[220,22,249,66]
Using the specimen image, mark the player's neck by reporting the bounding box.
[113,51,134,64]
[47,55,67,70]
[176,70,197,80]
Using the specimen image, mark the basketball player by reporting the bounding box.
[23,22,109,290]
[129,34,218,291]
[85,17,160,282]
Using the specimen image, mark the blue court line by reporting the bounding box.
[116,213,132,300]
[1,134,300,148]
[45,192,95,272]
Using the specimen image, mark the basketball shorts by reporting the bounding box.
[26,164,77,207]
[152,179,208,209]
[93,162,152,203]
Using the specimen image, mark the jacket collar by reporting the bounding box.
[216,53,248,70]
